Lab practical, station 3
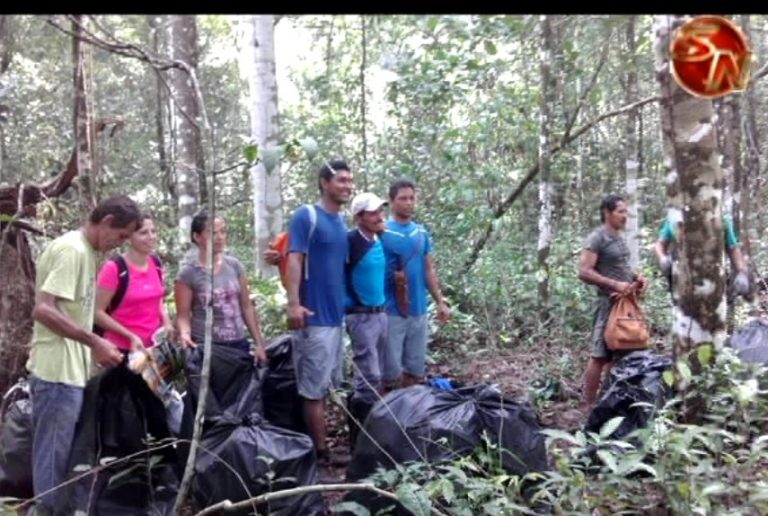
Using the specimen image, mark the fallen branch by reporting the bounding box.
[194,482,448,516]
[463,94,661,273]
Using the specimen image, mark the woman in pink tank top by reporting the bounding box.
[94,214,175,351]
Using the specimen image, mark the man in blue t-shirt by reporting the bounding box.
[380,179,450,389]
[285,159,351,468]
[653,212,749,297]
[344,192,389,450]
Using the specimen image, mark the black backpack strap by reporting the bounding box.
[345,230,372,307]
[107,255,130,313]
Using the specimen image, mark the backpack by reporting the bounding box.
[273,204,344,287]
[93,255,164,337]
[604,293,649,352]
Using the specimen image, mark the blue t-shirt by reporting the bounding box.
[658,215,740,249]
[345,231,386,308]
[289,204,348,326]
[380,219,433,317]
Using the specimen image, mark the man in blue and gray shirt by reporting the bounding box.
[344,192,389,449]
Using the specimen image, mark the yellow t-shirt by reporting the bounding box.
[26,230,97,387]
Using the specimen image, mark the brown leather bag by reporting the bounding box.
[604,293,649,351]
[394,269,410,317]
[393,233,424,318]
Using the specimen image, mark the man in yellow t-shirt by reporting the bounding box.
[26,195,140,514]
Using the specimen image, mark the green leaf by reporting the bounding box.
[599,416,625,439]
[663,370,676,387]
[332,501,370,516]
[702,482,727,496]
[596,450,618,473]
[261,146,281,174]
[676,360,692,384]
[697,343,713,367]
[107,463,141,487]
[484,40,497,55]
[299,137,319,160]
[395,483,432,516]
[243,143,258,164]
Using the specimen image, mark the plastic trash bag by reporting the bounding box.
[731,319,768,365]
[585,350,673,441]
[0,379,32,499]
[192,413,323,515]
[262,335,306,433]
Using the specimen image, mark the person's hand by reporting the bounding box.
[91,336,123,368]
[253,342,267,364]
[436,301,451,325]
[163,322,177,344]
[659,255,673,276]
[286,303,314,330]
[263,249,282,266]
[734,271,750,297]
[634,274,649,293]
[179,332,197,349]
[128,334,144,352]
[613,281,635,296]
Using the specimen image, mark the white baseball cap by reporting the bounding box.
[350,192,388,215]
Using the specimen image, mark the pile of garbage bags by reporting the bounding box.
[731,318,768,365]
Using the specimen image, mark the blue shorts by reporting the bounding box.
[384,314,428,381]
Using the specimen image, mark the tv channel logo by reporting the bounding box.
[670,15,751,98]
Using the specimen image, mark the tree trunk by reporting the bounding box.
[249,15,282,278]
[72,15,95,219]
[654,15,726,382]
[741,14,759,258]
[360,15,369,191]
[714,94,742,335]
[149,15,176,225]
[624,16,641,271]
[169,15,204,245]
[536,15,555,323]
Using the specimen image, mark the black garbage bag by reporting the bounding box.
[731,319,768,364]
[263,335,306,433]
[185,344,264,424]
[0,379,32,499]
[347,392,375,454]
[192,413,323,515]
[64,365,179,515]
[347,384,548,481]
[585,350,673,441]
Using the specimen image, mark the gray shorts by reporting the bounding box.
[591,296,614,359]
[384,314,429,381]
[346,312,388,403]
[292,325,343,400]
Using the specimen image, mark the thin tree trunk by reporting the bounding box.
[624,16,641,271]
[537,15,555,322]
[741,14,759,258]
[654,16,726,407]
[149,15,175,222]
[360,15,368,191]
[169,15,203,245]
[73,15,95,218]
[715,94,742,335]
[249,15,282,278]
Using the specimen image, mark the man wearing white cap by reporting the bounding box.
[345,192,389,450]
